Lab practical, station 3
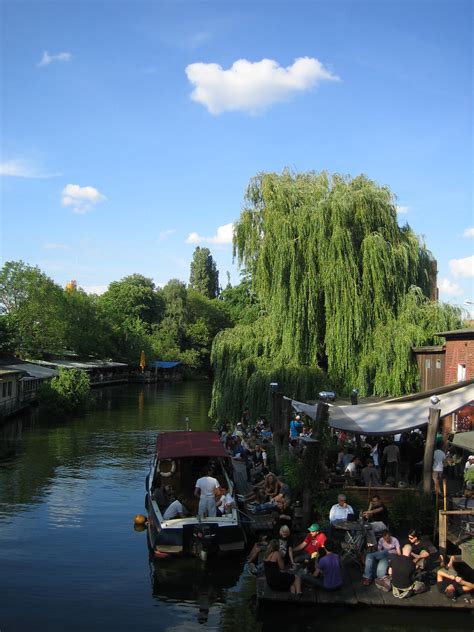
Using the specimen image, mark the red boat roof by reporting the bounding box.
[155,431,228,460]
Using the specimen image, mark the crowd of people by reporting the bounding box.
[216,411,474,604]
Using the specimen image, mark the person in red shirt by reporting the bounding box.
[293,523,327,563]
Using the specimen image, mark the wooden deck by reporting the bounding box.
[255,562,473,610]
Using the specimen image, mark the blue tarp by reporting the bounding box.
[153,361,182,369]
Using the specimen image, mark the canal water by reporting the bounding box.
[0,383,471,631]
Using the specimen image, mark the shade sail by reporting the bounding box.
[452,431,474,452]
[288,383,474,436]
[153,361,182,369]
[155,431,228,459]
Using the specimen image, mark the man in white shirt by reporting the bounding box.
[194,467,219,518]
[432,443,446,495]
[163,495,189,520]
[329,494,354,525]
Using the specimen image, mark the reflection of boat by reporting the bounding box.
[146,431,246,559]
[149,555,244,624]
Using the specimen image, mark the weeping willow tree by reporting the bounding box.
[210,170,462,422]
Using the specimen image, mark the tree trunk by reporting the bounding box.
[423,407,440,494]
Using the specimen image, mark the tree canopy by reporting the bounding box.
[210,170,462,422]
[189,247,219,299]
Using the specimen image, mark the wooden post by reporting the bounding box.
[271,390,288,468]
[423,407,440,494]
[438,510,448,562]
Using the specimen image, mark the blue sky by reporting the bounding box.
[1,0,472,313]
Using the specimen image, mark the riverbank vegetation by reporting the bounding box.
[0,248,233,374]
[39,367,92,413]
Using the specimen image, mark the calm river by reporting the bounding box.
[0,383,471,631]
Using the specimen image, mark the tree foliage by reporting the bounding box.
[189,247,219,299]
[210,170,462,421]
[39,368,91,413]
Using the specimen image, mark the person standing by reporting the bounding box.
[432,442,446,495]
[194,467,219,518]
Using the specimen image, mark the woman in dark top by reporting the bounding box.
[264,540,302,595]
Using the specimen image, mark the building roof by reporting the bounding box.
[435,328,474,339]
[32,359,128,371]
[153,361,182,369]
[412,346,444,353]
[2,363,58,379]
[0,368,25,378]
[288,381,474,436]
[155,431,228,460]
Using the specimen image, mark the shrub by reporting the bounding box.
[388,490,435,534]
[39,368,91,413]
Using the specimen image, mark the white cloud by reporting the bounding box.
[37,51,72,67]
[0,159,58,178]
[438,277,464,297]
[449,255,474,278]
[185,56,339,115]
[396,205,409,214]
[463,227,474,238]
[158,229,176,241]
[186,222,233,245]
[61,184,106,214]
[43,243,70,251]
[79,284,108,295]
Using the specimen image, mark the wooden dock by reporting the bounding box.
[232,460,274,532]
[255,562,473,611]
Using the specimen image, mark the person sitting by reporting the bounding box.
[277,525,295,567]
[362,494,389,532]
[250,492,289,514]
[386,544,427,598]
[247,533,268,575]
[162,494,190,520]
[301,539,343,591]
[215,486,235,516]
[362,529,400,585]
[293,522,327,564]
[329,494,355,525]
[437,568,474,601]
[361,459,382,487]
[263,539,302,597]
[240,472,279,504]
[407,530,440,570]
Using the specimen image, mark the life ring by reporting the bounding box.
[158,459,176,478]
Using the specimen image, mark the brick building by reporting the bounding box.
[412,328,474,433]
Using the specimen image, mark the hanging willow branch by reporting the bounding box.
[211,170,462,421]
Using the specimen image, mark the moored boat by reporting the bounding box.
[145,430,245,560]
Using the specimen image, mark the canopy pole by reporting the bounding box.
[423,406,440,494]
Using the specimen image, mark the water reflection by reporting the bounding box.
[0,383,471,632]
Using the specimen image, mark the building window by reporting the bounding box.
[436,359,441,369]
[425,359,431,369]
[7,382,12,396]
[458,363,467,382]
[2,383,6,398]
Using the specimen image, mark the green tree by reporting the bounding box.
[189,247,219,299]
[63,286,115,358]
[210,170,462,421]
[98,273,163,329]
[39,368,91,413]
[0,261,67,356]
